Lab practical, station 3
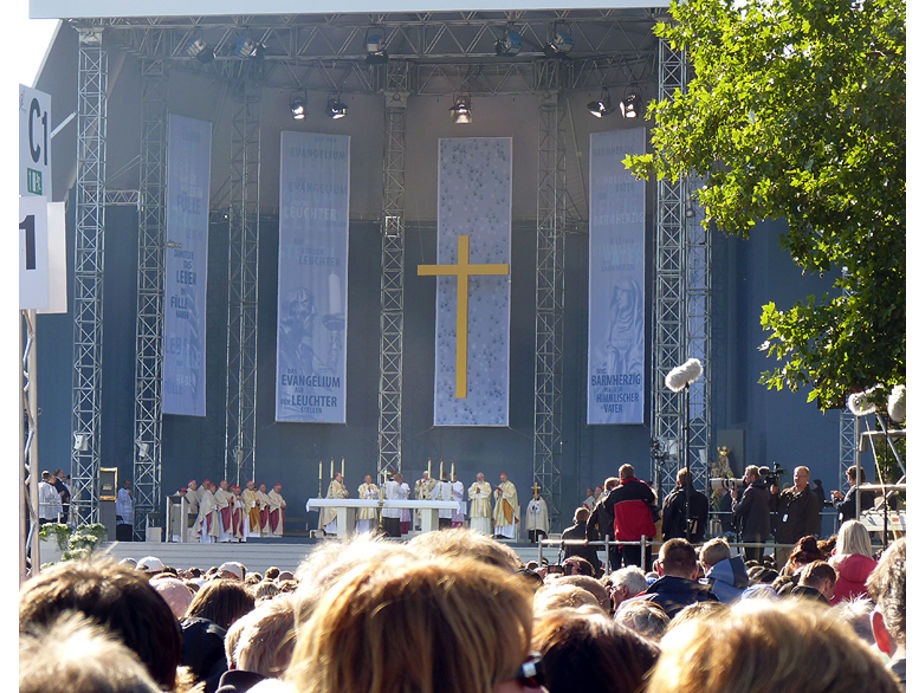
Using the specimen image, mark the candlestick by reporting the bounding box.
[330,459,335,479]
[341,458,345,478]
[440,460,444,481]
[451,461,455,479]
[428,458,432,477]
[319,461,323,496]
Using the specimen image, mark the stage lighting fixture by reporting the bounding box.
[587,88,614,118]
[366,30,389,64]
[545,28,574,56]
[494,29,522,56]
[449,96,473,124]
[327,95,348,119]
[185,36,214,63]
[235,36,263,59]
[290,93,307,120]
[620,92,640,118]
[73,433,89,452]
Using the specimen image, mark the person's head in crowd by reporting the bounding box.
[797,561,837,602]
[19,557,182,690]
[666,600,728,632]
[562,556,595,577]
[150,575,194,620]
[747,566,779,584]
[676,467,693,487]
[409,527,522,573]
[833,597,875,645]
[784,535,824,576]
[231,594,296,678]
[185,578,255,630]
[613,600,670,641]
[244,572,262,586]
[188,567,202,578]
[532,608,659,693]
[515,567,544,592]
[265,566,280,580]
[572,506,590,525]
[555,575,610,612]
[136,555,165,576]
[276,570,295,582]
[835,520,873,560]
[604,476,619,492]
[817,534,838,559]
[744,464,760,484]
[699,537,731,569]
[534,584,603,616]
[255,580,280,602]
[218,562,244,581]
[585,487,593,499]
[739,582,780,601]
[286,557,537,693]
[610,566,649,607]
[646,598,900,693]
[866,538,905,662]
[184,580,201,594]
[846,465,866,486]
[658,538,699,580]
[20,612,161,693]
[618,464,635,481]
[277,579,298,594]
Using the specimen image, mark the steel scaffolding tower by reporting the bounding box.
[224,80,262,486]
[533,84,566,530]
[838,410,858,490]
[376,62,410,483]
[21,310,40,579]
[130,59,168,539]
[71,28,109,525]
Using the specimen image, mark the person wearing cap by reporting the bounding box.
[217,562,244,581]
[230,485,245,542]
[493,473,520,540]
[356,475,380,533]
[255,483,271,535]
[242,480,261,539]
[266,483,287,537]
[137,555,165,575]
[214,480,234,543]
[468,472,493,535]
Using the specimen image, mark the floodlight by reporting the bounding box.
[495,29,523,56]
[366,30,388,64]
[73,433,89,452]
[185,36,214,64]
[235,36,263,59]
[327,95,348,119]
[620,92,640,118]
[545,28,574,56]
[587,88,614,118]
[449,96,472,124]
[290,93,307,120]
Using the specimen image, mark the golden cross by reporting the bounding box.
[418,235,509,398]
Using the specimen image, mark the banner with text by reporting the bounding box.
[433,137,511,426]
[276,131,350,423]
[162,113,211,416]
[587,128,646,424]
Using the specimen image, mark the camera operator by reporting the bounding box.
[661,467,709,543]
[730,465,770,563]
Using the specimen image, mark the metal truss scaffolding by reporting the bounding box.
[650,39,711,500]
[533,83,566,530]
[131,59,167,539]
[376,62,410,483]
[838,410,858,490]
[224,81,262,487]
[71,29,108,525]
[21,310,40,579]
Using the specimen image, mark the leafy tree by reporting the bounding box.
[626,0,905,408]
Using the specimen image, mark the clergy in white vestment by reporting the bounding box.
[434,475,454,529]
[525,484,550,543]
[381,472,409,537]
[320,473,349,535]
[492,473,519,540]
[214,480,234,543]
[467,473,493,535]
[414,471,438,530]
[356,475,381,533]
[451,473,465,528]
[195,481,219,543]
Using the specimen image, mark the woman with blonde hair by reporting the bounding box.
[829,519,876,604]
[287,556,542,693]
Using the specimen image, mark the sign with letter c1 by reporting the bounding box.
[20,84,51,199]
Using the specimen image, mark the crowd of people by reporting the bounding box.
[176,480,288,543]
[19,523,905,693]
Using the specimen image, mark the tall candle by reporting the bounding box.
[341,458,345,478]
[451,461,455,479]
[440,460,444,481]
[427,458,432,477]
[319,461,323,495]
[330,459,335,479]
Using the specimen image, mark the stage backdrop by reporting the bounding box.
[587,128,646,424]
[162,113,211,416]
[275,131,350,423]
[432,137,512,426]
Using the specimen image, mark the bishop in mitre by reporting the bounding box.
[320,472,348,535]
[467,472,493,535]
[493,473,519,540]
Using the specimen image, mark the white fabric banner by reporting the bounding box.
[275,131,350,423]
[432,137,511,426]
[162,113,211,416]
[587,128,647,424]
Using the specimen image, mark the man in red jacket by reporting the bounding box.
[603,464,657,569]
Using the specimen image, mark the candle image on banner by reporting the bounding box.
[162,113,211,417]
[275,131,350,423]
[587,128,646,424]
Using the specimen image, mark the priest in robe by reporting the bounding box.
[451,472,466,528]
[195,480,219,543]
[434,472,454,530]
[320,472,348,535]
[414,471,438,530]
[185,480,200,537]
[381,471,409,537]
[267,483,287,537]
[242,480,261,539]
[493,473,519,540]
[214,480,234,543]
[357,474,381,533]
[525,483,550,543]
[467,473,493,535]
[255,483,272,536]
[230,485,245,541]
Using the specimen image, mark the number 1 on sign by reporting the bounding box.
[19,214,36,270]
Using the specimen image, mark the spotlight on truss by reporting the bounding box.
[366,30,389,64]
[290,93,307,120]
[494,29,523,56]
[587,88,614,118]
[620,92,640,119]
[449,95,472,124]
[185,36,214,63]
[327,95,348,120]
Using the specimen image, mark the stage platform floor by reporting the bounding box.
[98,536,554,573]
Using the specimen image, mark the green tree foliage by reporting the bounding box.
[627,0,905,408]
